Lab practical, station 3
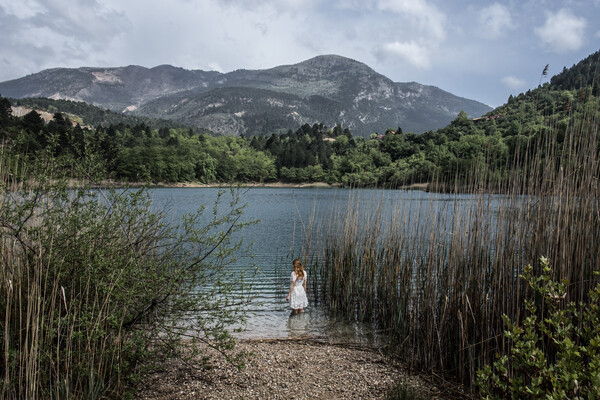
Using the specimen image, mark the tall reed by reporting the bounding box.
[307,98,600,388]
[1,154,252,399]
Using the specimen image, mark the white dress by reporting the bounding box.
[289,271,308,309]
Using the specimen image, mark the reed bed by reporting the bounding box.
[1,160,153,399]
[0,155,251,399]
[306,101,600,388]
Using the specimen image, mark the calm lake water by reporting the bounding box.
[148,187,496,343]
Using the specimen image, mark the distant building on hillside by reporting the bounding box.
[472,114,502,122]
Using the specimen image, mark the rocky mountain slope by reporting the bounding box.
[0,55,491,137]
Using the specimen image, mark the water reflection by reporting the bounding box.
[149,187,492,345]
[286,312,309,337]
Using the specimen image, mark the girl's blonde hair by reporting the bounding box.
[292,258,304,278]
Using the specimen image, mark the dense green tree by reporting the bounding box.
[0,95,12,130]
[159,126,171,139]
[21,110,46,148]
[194,152,217,183]
[21,110,44,134]
[382,132,416,161]
[233,148,276,182]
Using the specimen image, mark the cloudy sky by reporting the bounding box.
[0,0,599,108]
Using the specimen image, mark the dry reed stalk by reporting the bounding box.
[307,98,600,388]
[1,156,134,399]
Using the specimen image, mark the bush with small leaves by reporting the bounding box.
[477,257,600,399]
[0,156,255,399]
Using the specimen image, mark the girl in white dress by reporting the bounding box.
[286,259,308,314]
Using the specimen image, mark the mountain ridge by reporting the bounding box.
[0,55,492,137]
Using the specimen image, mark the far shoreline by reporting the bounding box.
[77,180,430,191]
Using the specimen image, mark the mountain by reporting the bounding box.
[0,65,217,112]
[0,55,492,137]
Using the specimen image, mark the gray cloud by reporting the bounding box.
[535,8,586,53]
[0,0,129,80]
[478,3,515,39]
[501,75,526,90]
[1,0,599,108]
[376,41,432,69]
[377,0,446,42]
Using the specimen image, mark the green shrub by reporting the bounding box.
[1,156,254,399]
[477,257,600,399]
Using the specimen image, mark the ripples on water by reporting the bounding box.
[149,187,500,344]
[149,187,389,343]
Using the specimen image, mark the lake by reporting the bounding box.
[148,186,494,344]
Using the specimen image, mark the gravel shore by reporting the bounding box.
[139,338,442,400]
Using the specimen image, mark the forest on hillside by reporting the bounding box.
[1,51,599,188]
